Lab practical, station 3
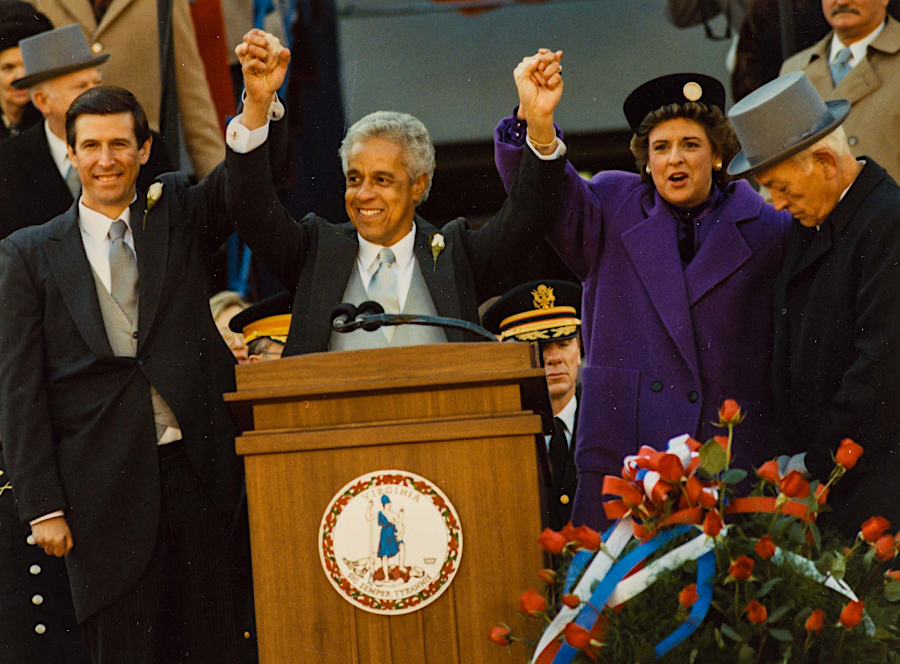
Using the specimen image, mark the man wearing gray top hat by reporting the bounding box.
[0,24,173,240]
[728,71,900,538]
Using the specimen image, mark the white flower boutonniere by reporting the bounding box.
[143,182,164,229]
[429,232,445,270]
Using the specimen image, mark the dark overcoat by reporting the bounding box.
[495,119,792,529]
[768,159,900,537]
[0,162,241,622]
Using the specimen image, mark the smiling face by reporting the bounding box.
[67,111,151,219]
[542,337,581,414]
[0,47,29,121]
[344,137,428,247]
[823,0,888,43]
[647,117,719,209]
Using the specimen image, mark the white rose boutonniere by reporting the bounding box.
[143,182,164,229]
[429,232,445,270]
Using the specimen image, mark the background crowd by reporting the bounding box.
[1,0,900,663]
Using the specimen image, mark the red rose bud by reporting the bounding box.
[839,600,865,628]
[703,509,724,537]
[519,587,547,617]
[658,453,685,482]
[562,622,594,650]
[679,584,699,608]
[561,594,581,609]
[805,609,825,635]
[745,600,768,624]
[538,568,557,585]
[754,536,776,560]
[779,470,810,499]
[488,625,511,645]
[815,484,830,505]
[698,487,718,508]
[537,528,568,555]
[718,399,743,426]
[713,435,729,450]
[560,523,578,543]
[885,570,900,580]
[835,438,863,470]
[874,534,897,561]
[729,555,755,581]
[573,525,602,551]
[860,516,891,543]
[756,459,781,484]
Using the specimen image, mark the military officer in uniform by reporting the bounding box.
[484,280,582,529]
[229,292,293,362]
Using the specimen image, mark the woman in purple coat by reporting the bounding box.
[494,52,792,529]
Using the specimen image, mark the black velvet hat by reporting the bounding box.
[483,280,582,343]
[230,292,293,344]
[623,73,726,133]
[0,1,53,55]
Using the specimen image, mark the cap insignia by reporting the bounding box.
[531,284,556,310]
[683,82,703,102]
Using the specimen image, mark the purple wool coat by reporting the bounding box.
[494,117,793,529]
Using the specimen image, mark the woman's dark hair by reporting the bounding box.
[65,86,151,149]
[629,102,740,189]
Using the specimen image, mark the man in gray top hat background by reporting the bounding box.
[0,23,173,240]
[728,70,900,538]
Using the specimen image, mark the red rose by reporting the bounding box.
[839,600,865,628]
[885,570,900,580]
[713,435,729,450]
[537,528,568,555]
[779,470,810,499]
[560,523,578,543]
[805,609,825,635]
[679,584,699,608]
[815,484,830,505]
[561,594,581,609]
[718,399,743,426]
[874,534,897,561]
[538,568,557,585]
[519,587,547,617]
[703,509,724,537]
[756,459,781,484]
[860,516,891,543]
[745,600,768,624]
[754,536,776,561]
[729,555,755,581]
[562,622,593,650]
[488,625,511,645]
[658,453,685,482]
[835,438,863,470]
[573,525,602,551]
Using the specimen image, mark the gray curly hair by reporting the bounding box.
[339,111,436,205]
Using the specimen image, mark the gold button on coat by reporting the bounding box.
[35,624,47,635]
[32,594,44,605]
[29,564,41,575]
[26,534,36,545]
[91,42,103,54]
[560,494,570,505]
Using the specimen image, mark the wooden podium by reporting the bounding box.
[225,342,551,663]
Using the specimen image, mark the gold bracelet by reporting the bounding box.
[527,134,557,152]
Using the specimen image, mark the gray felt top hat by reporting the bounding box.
[12,23,109,89]
[727,71,850,176]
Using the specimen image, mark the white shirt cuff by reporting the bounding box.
[526,137,567,160]
[30,510,64,526]
[226,116,270,154]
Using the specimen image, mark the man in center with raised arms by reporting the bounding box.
[228,31,567,355]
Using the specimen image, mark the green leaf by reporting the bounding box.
[721,469,748,484]
[781,646,793,664]
[738,644,756,664]
[769,628,794,642]
[700,440,729,475]
[767,605,792,624]
[720,624,745,643]
[755,578,782,598]
[689,649,699,664]
[808,522,822,552]
[830,552,846,581]
[885,579,900,602]
[714,628,726,649]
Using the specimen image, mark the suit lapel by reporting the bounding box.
[835,56,882,105]
[622,196,699,377]
[413,217,460,324]
[683,203,753,306]
[803,40,833,96]
[25,124,73,213]
[306,223,358,351]
[96,0,138,35]
[44,207,113,358]
[131,189,167,347]
[55,0,97,32]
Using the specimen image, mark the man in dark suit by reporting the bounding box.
[483,280,582,529]
[728,72,900,538]
[0,0,52,141]
[226,32,565,356]
[0,75,260,660]
[0,24,173,240]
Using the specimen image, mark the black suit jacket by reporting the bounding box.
[768,159,900,537]
[0,121,174,240]
[227,142,566,356]
[547,395,578,531]
[0,163,242,622]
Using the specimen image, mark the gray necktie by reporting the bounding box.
[831,47,853,86]
[65,164,81,199]
[367,248,399,342]
[108,220,139,323]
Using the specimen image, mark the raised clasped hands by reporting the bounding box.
[514,48,563,136]
[236,29,291,128]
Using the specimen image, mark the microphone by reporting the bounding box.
[331,303,358,331]
[330,301,497,342]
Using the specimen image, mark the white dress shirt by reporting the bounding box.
[357,225,417,310]
[44,120,71,179]
[829,19,886,70]
[545,395,578,450]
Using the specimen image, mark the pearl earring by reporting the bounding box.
[645,165,651,175]
[713,159,723,171]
